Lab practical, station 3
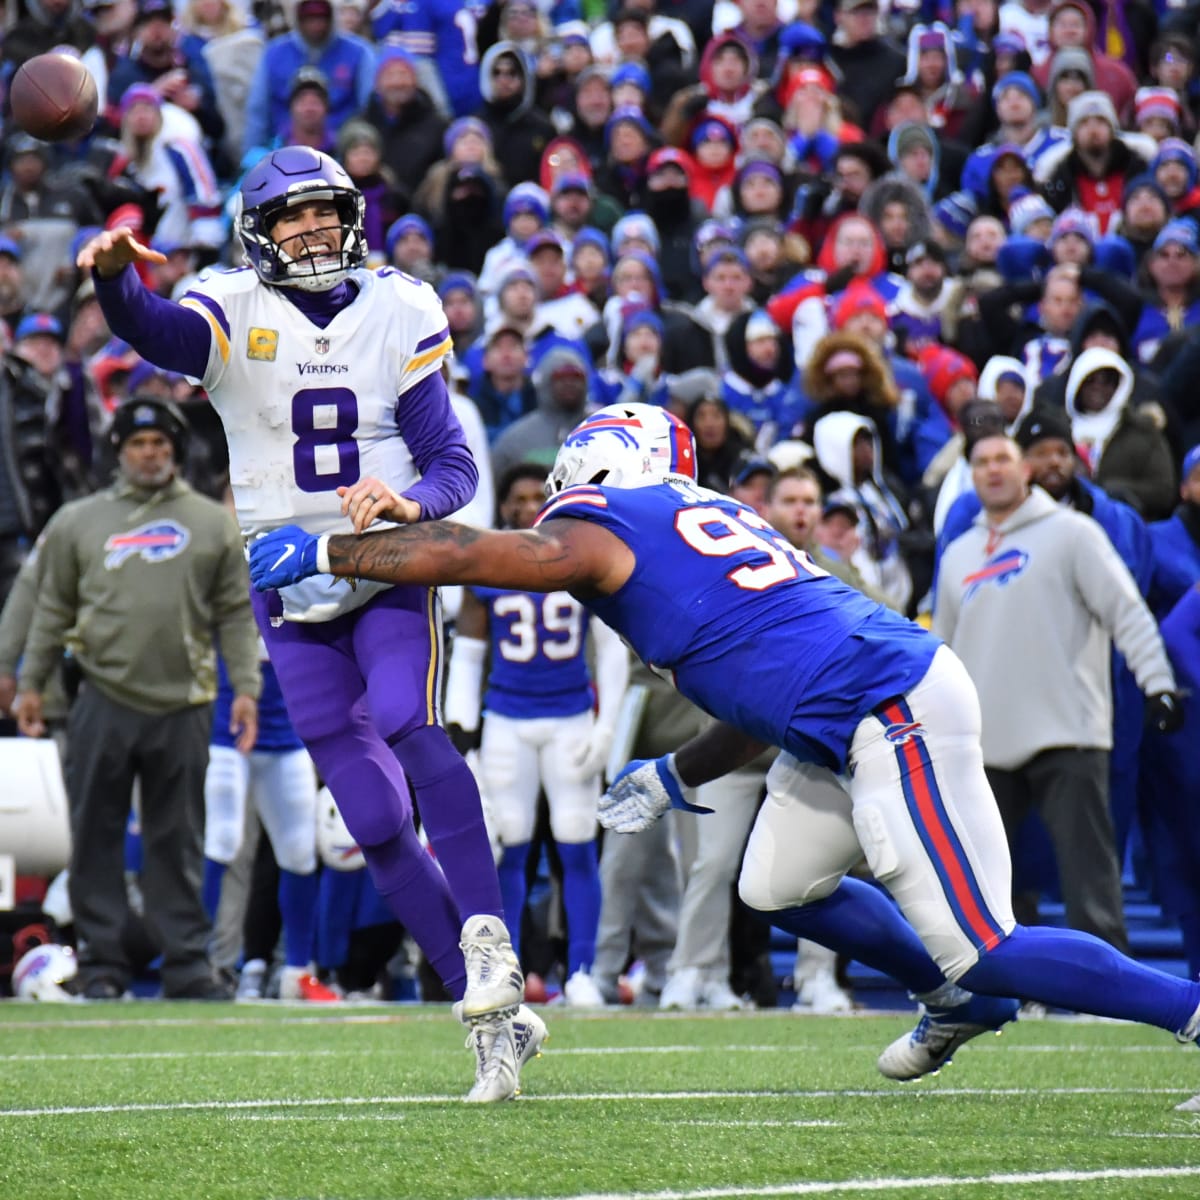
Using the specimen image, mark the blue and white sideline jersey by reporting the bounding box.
[472,586,593,720]
[535,479,937,768]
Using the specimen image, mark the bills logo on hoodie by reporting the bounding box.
[104,521,191,569]
[962,548,1029,603]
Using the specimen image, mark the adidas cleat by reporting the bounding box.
[512,1003,548,1089]
[460,1008,519,1103]
[459,914,524,1020]
[877,993,1020,1082]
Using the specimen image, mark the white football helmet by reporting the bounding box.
[13,942,78,1001]
[547,403,697,496]
[315,787,365,871]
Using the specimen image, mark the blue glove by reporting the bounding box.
[248,525,322,591]
[598,754,713,834]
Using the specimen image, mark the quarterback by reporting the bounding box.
[77,147,539,1102]
[251,403,1200,1089]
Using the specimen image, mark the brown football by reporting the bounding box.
[10,53,99,142]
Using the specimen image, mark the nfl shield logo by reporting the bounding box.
[314,336,330,355]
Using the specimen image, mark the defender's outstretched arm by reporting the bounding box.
[249,518,634,597]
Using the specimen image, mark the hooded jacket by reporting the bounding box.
[1030,1,1137,118]
[1065,346,1176,518]
[935,485,1175,768]
[476,42,556,185]
[812,410,912,613]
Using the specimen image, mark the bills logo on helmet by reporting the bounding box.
[103,521,191,569]
[13,943,78,1001]
[961,548,1029,603]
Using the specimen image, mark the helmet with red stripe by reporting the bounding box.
[547,403,697,495]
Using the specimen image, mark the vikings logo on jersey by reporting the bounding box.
[103,521,191,569]
[961,548,1029,604]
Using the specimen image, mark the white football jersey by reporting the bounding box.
[182,266,453,621]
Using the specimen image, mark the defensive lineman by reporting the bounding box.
[77,147,540,1099]
[250,403,1200,1091]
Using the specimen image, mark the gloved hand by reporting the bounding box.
[572,720,614,782]
[446,721,481,756]
[248,525,321,591]
[598,754,713,834]
[1145,691,1185,734]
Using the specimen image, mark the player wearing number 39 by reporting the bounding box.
[251,401,1200,1091]
[77,146,541,1103]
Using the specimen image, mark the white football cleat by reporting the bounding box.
[794,967,853,1015]
[699,978,746,1011]
[460,1009,519,1103]
[563,968,605,1008]
[236,958,267,1001]
[877,994,1020,1081]
[1175,998,1200,1045]
[459,914,523,1020]
[659,966,701,1011]
[512,1003,548,1082]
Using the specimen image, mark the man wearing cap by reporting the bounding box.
[107,0,226,160]
[468,323,537,444]
[529,231,600,340]
[16,397,260,1000]
[362,45,447,183]
[243,0,375,158]
[828,0,906,131]
[1036,91,1154,233]
[681,245,755,371]
[276,67,336,155]
[1133,220,1200,367]
[889,241,952,357]
[936,428,1180,954]
[0,0,92,71]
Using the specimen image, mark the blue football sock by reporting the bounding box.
[755,877,947,995]
[961,924,1200,1034]
[202,858,226,922]
[498,842,531,961]
[278,868,319,969]
[558,839,601,976]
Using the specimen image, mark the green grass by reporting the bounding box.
[1,1003,1198,1200]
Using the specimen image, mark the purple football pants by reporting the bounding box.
[253,585,502,999]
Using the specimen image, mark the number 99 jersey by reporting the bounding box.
[471,587,593,720]
[535,479,938,770]
[181,265,452,621]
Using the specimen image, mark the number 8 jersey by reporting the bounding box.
[182,265,452,621]
[535,479,939,771]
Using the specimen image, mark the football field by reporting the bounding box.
[2,1003,1198,1200]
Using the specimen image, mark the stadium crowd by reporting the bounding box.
[0,0,1199,1023]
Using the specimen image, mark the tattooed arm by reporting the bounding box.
[316,517,636,597]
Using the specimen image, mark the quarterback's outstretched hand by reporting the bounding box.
[598,754,713,834]
[249,526,322,591]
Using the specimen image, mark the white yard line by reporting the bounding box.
[0,1086,1194,1118]
[478,1166,1200,1200]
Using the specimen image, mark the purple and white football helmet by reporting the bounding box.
[238,147,366,291]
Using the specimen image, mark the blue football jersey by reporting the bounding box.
[373,0,488,117]
[473,586,594,719]
[535,480,939,768]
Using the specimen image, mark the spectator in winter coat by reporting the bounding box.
[1133,221,1200,367]
[475,41,557,186]
[1036,91,1154,234]
[828,0,906,132]
[1064,346,1176,519]
[361,45,448,186]
[241,0,375,158]
[1030,0,1136,119]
